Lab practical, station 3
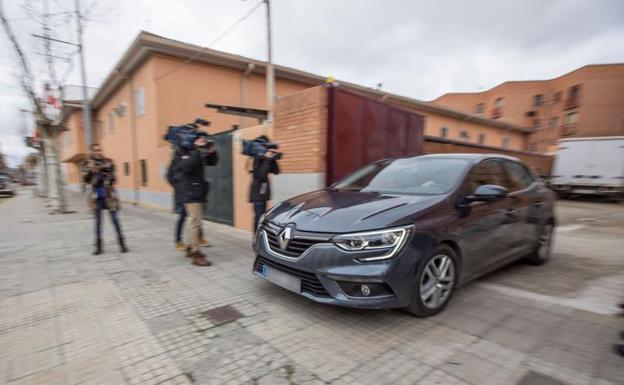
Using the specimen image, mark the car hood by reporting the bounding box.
[267,189,446,233]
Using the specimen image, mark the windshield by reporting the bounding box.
[332,157,470,195]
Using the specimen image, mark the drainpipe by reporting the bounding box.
[125,73,140,204]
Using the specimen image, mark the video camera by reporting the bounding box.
[164,118,213,151]
[242,137,282,160]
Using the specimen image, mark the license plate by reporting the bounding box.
[259,265,301,293]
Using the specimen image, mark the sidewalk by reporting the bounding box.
[0,190,622,385]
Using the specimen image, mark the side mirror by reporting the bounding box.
[466,184,508,203]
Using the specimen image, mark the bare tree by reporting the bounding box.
[0,0,105,213]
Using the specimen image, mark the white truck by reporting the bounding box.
[550,136,624,200]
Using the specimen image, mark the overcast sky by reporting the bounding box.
[1,0,623,166]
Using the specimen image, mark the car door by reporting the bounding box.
[454,160,516,280]
[501,160,541,255]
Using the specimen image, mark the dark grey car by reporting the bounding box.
[252,154,556,317]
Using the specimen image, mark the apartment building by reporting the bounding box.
[432,64,624,153]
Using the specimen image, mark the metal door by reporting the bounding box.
[326,86,425,185]
[203,131,234,225]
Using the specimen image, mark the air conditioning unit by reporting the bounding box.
[115,102,127,117]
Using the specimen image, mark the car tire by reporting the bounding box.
[405,244,458,318]
[525,221,554,265]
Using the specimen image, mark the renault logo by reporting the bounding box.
[278,226,293,249]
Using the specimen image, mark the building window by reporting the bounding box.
[478,133,485,145]
[492,97,504,118]
[123,162,130,176]
[108,111,115,133]
[475,103,484,115]
[135,88,145,116]
[440,127,449,138]
[533,94,544,107]
[552,91,562,104]
[532,118,541,130]
[566,85,581,109]
[459,130,470,141]
[548,117,559,129]
[502,137,510,149]
[140,159,148,186]
[564,112,578,125]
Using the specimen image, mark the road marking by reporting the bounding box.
[556,224,586,233]
[478,282,621,315]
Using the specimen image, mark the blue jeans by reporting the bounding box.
[175,202,187,243]
[253,201,267,233]
[95,198,123,241]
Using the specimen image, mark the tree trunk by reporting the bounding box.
[38,135,49,198]
[40,124,67,213]
[49,129,67,212]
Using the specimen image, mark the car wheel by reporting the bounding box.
[526,222,554,265]
[405,244,458,317]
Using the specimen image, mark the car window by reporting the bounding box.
[467,160,509,192]
[333,157,470,195]
[502,161,533,191]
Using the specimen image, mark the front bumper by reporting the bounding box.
[252,227,428,309]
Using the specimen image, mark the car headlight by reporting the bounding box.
[257,213,267,229]
[332,226,412,262]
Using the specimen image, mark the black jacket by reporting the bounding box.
[249,156,280,202]
[166,155,183,205]
[177,148,218,204]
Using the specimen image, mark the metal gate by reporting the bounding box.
[326,87,425,185]
[203,130,234,225]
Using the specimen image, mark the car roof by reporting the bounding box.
[414,153,521,163]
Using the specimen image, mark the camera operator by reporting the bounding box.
[177,132,217,266]
[248,135,280,232]
[166,122,210,251]
[83,143,128,255]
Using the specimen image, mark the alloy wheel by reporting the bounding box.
[420,254,455,309]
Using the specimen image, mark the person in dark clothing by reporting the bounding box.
[83,143,127,255]
[249,136,280,232]
[166,156,207,251]
[177,133,218,266]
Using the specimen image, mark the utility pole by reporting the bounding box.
[75,0,92,147]
[264,0,275,122]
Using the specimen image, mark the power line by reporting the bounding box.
[154,0,264,82]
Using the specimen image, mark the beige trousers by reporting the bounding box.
[185,203,203,252]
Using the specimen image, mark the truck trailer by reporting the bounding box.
[550,136,624,200]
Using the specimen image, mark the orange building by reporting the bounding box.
[432,64,624,154]
[60,31,534,229]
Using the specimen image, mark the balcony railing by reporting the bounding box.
[564,97,579,110]
[491,107,502,119]
[561,123,577,136]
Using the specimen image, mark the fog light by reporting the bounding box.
[360,284,371,297]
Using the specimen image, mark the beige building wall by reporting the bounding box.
[422,113,526,151]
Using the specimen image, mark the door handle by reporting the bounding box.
[505,208,517,215]
[533,201,545,208]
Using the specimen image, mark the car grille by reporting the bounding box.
[263,226,325,258]
[254,256,330,298]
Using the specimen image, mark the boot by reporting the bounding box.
[175,241,186,251]
[190,251,212,267]
[200,238,211,247]
[93,239,102,255]
[118,237,128,253]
